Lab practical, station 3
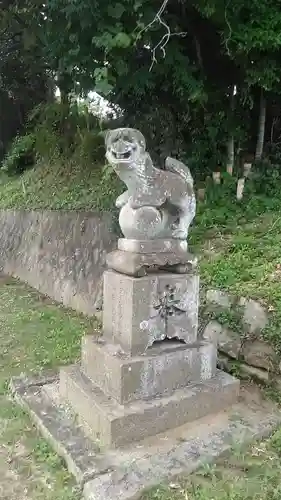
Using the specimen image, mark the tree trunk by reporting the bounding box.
[46,75,56,103]
[60,87,70,107]
[57,72,72,108]
[226,85,235,175]
[194,34,203,73]
[226,136,234,175]
[255,89,266,161]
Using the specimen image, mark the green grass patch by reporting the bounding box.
[0,277,100,500]
[0,166,281,498]
[0,277,98,392]
[1,161,281,351]
[142,438,281,499]
[0,159,122,211]
[189,185,281,353]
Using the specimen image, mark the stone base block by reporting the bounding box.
[60,365,239,449]
[11,372,281,500]
[81,336,217,404]
[106,249,197,277]
[118,238,188,254]
[103,270,199,355]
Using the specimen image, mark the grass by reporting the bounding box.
[142,437,281,500]
[0,277,281,500]
[188,177,281,354]
[0,160,122,210]
[1,160,281,351]
[0,276,99,393]
[1,161,281,498]
[0,276,100,499]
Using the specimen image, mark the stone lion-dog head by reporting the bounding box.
[105,128,146,168]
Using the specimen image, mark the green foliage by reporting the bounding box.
[244,156,281,199]
[189,169,281,354]
[4,0,281,171]
[0,4,49,162]
[3,0,281,186]
[2,133,35,176]
[0,157,122,217]
[270,429,281,454]
[265,142,281,164]
[27,101,105,165]
[204,306,244,336]
[143,438,281,499]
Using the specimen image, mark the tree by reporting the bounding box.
[2,0,281,174]
[0,1,50,159]
[205,0,281,159]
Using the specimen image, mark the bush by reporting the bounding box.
[2,133,35,176]
[28,102,105,165]
[246,159,281,198]
[264,142,281,165]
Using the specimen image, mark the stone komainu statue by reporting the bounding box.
[105,128,196,241]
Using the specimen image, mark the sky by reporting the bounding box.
[55,88,117,117]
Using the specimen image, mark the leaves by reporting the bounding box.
[94,67,113,95]
[114,32,131,48]
[107,3,126,19]
[2,0,281,175]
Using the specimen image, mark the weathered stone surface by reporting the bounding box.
[202,320,222,346]
[106,249,197,277]
[275,377,281,391]
[206,289,232,309]
[242,340,276,370]
[118,238,188,254]
[103,270,199,355]
[204,321,241,359]
[218,326,242,359]
[218,355,270,383]
[81,336,217,404]
[10,375,108,485]
[10,370,58,390]
[240,298,268,334]
[240,363,270,382]
[83,390,279,500]
[105,128,196,242]
[199,342,217,380]
[11,373,281,500]
[60,365,239,449]
[0,210,116,314]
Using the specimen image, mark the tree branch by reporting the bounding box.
[224,0,232,57]
[137,0,187,71]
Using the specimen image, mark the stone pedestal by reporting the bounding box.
[11,130,243,498]
[103,270,199,354]
[60,268,239,449]
[106,238,198,277]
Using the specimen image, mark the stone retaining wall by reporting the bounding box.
[0,210,117,315]
[201,288,280,384]
[0,208,278,379]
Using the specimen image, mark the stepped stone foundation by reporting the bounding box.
[59,268,239,450]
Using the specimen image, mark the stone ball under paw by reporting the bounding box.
[119,204,163,239]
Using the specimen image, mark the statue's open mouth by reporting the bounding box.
[112,150,132,160]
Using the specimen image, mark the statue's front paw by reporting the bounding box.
[171,228,188,240]
[116,199,124,209]
[129,198,144,210]
[116,192,129,208]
